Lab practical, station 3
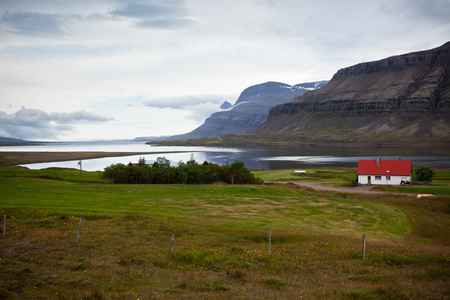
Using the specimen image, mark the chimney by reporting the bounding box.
[376,158,380,166]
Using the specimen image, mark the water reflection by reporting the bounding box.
[14,142,450,171]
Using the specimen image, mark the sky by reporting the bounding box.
[0,0,449,141]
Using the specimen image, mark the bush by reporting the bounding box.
[413,165,436,182]
[103,163,127,183]
[103,158,262,185]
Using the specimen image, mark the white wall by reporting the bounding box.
[358,175,411,185]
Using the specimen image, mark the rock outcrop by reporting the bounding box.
[252,42,450,143]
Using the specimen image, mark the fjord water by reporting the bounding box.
[2,140,449,171]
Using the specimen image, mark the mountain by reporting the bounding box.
[166,81,328,140]
[244,42,450,143]
[220,101,232,109]
[0,136,40,145]
[134,135,171,142]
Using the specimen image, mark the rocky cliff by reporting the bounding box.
[251,42,450,143]
[167,81,328,140]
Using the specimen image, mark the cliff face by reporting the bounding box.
[253,42,450,142]
[168,81,328,140]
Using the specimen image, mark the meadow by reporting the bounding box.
[0,166,449,299]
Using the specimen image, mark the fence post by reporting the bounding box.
[3,214,5,237]
[268,231,272,259]
[78,160,82,184]
[362,234,366,262]
[170,234,175,253]
[76,216,83,243]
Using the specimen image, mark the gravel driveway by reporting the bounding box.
[268,181,414,196]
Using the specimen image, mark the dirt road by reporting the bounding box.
[268,181,414,196]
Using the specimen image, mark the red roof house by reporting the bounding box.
[357,159,412,185]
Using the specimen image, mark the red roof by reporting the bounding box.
[357,160,411,176]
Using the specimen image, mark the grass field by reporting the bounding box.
[1,166,449,299]
[252,168,357,182]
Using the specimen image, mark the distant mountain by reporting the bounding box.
[165,81,328,140]
[247,42,450,143]
[134,135,171,142]
[220,101,232,109]
[0,136,40,145]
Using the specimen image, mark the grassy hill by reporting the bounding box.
[0,167,449,299]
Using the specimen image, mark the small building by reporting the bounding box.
[357,159,412,186]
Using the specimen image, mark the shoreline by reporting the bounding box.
[2,149,449,171]
[0,151,197,167]
[148,136,450,148]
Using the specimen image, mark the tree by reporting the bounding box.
[187,154,197,166]
[153,157,171,171]
[126,163,141,184]
[140,164,153,184]
[103,157,263,185]
[413,165,436,182]
[152,157,171,183]
[103,163,127,183]
[186,167,200,184]
[229,161,246,184]
[138,157,146,166]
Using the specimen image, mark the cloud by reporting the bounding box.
[135,18,194,29]
[184,102,223,123]
[1,10,67,36]
[109,0,194,29]
[110,0,185,19]
[0,0,194,39]
[0,0,448,141]
[0,107,113,140]
[142,94,236,123]
[143,94,232,109]
[395,0,450,24]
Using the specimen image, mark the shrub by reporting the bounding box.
[103,158,262,185]
[413,165,436,182]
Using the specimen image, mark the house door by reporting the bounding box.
[368,176,371,184]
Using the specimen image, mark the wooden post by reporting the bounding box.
[170,234,175,253]
[78,160,82,184]
[3,214,5,237]
[76,216,83,243]
[268,231,272,259]
[362,234,366,262]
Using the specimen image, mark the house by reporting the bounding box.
[357,159,412,186]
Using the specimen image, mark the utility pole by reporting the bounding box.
[78,160,82,184]
[386,170,389,192]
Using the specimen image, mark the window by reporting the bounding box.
[386,176,391,180]
[375,176,382,180]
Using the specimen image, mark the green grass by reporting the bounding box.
[435,170,450,180]
[386,186,450,195]
[0,167,406,237]
[252,168,357,182]
[431,170,450,185]
[253,168,450,187]
[0,166,106,183]
[0,166,449,299]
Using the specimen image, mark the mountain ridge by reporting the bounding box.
[0,136,41,146]
[245,42,450,143]
[165,80,328,140]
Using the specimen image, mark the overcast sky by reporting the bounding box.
[0,0,449,141]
